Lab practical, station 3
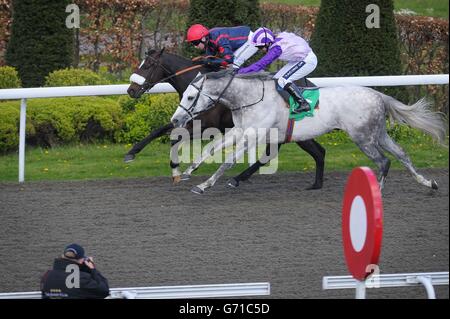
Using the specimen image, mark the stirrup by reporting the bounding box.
[293,101,310,114]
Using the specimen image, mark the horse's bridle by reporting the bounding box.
[135,53,203,96]
[134,53,173,96]
[178,73,237,120]
[178,73,266,122]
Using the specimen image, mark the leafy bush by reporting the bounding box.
[0,103,19,153]
[116,93,179,143]
[98,66,133,84]
[0,65,21,88]
[44,68,111,87]
[118,95,140,114]
[0,93,182,152]
[0,97,123,152]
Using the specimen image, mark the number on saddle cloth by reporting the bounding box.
[275,78,320,121]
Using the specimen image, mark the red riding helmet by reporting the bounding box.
[186,24,209,42]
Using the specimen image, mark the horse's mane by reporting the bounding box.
[146,48,192,65]
[235,71,273,81]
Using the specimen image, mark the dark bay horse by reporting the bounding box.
[127,48,326,189]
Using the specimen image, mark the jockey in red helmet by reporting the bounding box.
[186,24,258,70]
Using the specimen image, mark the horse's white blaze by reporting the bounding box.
[130,73,146,86]
[350,195,367,252]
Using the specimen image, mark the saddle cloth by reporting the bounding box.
[275,78,320,121]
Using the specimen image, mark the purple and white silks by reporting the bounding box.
[238,32,313,75]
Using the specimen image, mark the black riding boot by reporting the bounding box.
[284,82,310,114]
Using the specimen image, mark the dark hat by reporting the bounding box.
[63,243,86,260]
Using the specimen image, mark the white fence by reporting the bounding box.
[0,282,271,299]
[323,272,449,299]
[0,74,448,182]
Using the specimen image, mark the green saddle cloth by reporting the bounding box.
[289,88,320,121]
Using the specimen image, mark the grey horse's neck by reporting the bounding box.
[217,75,273,111]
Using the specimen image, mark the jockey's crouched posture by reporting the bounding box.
[186,24,259,69]
[238,27,318,114]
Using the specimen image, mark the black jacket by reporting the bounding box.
[40,258,110,299]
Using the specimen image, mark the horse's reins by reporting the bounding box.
[139,54,265,121]
[229,78,265,111]
[179,73,237,120]
[179,74,266,121]
[140,54,226,92]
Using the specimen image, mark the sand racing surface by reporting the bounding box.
[0,169,448,299]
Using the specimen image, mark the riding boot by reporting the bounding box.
[284,82,310,114]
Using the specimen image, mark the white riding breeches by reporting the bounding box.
[232,31,259,68]
[274,51,318,88]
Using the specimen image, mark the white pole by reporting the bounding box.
[19,98,27,183]
[416,276,436,299]
[355,280,366,299]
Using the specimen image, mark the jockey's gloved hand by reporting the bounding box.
[204,59,223,71]
[229,67,239,75]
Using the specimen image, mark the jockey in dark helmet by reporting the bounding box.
[186,24,259,70]
[238,27,318,114]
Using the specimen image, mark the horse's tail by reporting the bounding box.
[380,93,447,146]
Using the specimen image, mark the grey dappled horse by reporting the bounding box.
[171,70,447,194]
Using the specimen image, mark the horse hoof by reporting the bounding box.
[172,175,181,185]
[123,154,135,163]
[431,180,438,190]
[191,186,204,195]
[227,178,239,188]
[306,183,322,190]
[180,174,191,181]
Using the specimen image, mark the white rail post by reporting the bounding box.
[415,276,436,299]
[355,280,366,299]
[19,98,27,183]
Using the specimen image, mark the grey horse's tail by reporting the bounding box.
[380,93,448,146]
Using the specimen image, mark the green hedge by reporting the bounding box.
[0,104,20,152]
[5,0,74,87]
[0,66,21,89]
[45,68,111,87]
[0,93,179,153]
[116,94,179,143]
[0,97,122,152]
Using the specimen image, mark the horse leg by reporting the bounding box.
[296,140,325,190]
[378,132,438,189]
[170,135,184,184]
[192,134,253,194]
[182,127,242,181]
[352,140,391,190]
[124,123,174,163]
[228,143,281,188]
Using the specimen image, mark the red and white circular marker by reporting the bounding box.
[342,167,383,281]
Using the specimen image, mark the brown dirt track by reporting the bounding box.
[0,169,448,299]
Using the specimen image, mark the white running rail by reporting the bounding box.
[0,282,271,299]
[323,272,449,299]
